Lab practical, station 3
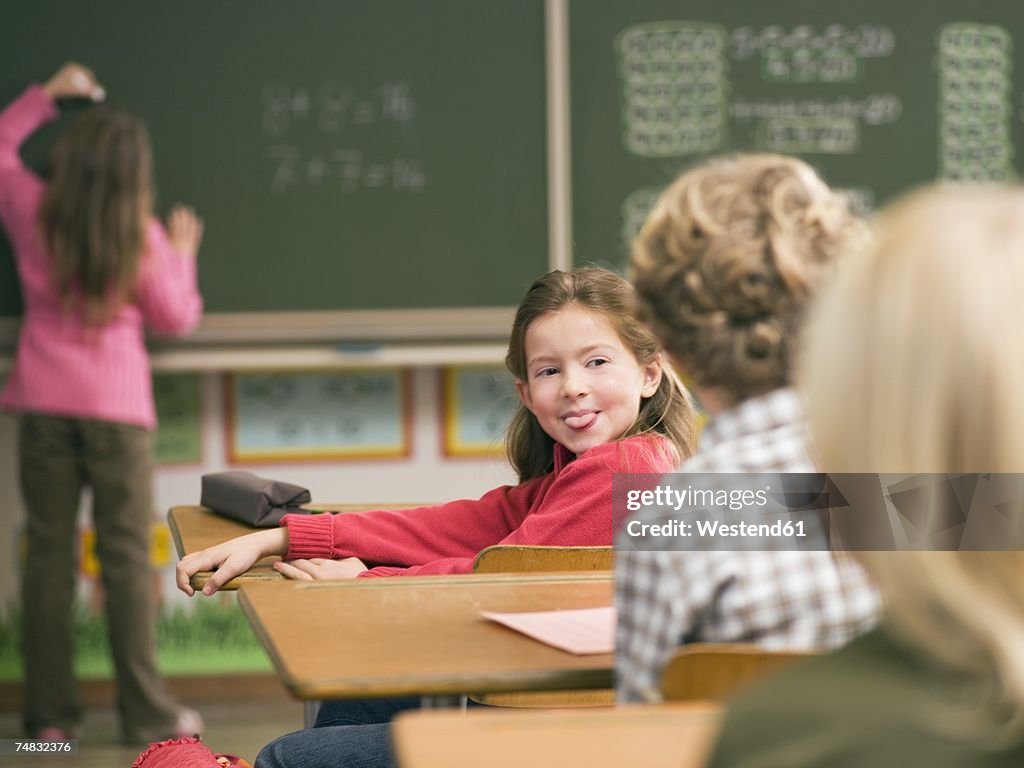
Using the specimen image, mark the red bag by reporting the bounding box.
[131,736,252,768]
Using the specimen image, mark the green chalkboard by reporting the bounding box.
[570,0,1024,263]
[0,0,548,319]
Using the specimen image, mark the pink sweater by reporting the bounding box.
[282,434,675,577]
[0,86,202,430]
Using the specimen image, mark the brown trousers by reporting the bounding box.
[19,413,178,739]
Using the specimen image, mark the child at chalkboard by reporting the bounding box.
[0,63,204,742]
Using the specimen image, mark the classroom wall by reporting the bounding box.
[0,367,516,617]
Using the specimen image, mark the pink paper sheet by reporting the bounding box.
[480,605,615,655]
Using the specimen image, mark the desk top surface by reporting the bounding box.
[238,573,615,700]
[392,702,723,768]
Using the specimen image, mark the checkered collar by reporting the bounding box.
[697,387,803,454]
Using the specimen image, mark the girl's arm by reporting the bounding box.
[0,63,101,257]
[0,63,103,175]
[0,87,55,171]
[352,437,666,577]
[356,436,667,573]
[175,527,288,596]
[352,456,611,578]
[281,479,547,572]
[0,86,57,239]
[135,211,204,336]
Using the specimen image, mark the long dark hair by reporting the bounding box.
[39,105,153,326]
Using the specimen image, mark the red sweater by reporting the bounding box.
[281,434,675,577]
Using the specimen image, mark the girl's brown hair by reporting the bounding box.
[504,266,696,482]
[39,105,153,326]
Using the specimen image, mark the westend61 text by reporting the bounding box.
[624,484,770,512]
[626,519,807,538]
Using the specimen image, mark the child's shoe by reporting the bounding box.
[124,707,204,744]
[173,707,204,738]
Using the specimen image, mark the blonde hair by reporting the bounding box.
[40,105,153,326]
[631,154,867,404]
[505,267,697,482]
[801,184,1024,739]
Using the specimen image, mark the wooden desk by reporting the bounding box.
[167,503,423,590]
[238,573,614,701]
[393,702,723,768]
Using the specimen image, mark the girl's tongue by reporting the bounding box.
[564,412,597,429]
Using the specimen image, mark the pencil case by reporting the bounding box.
[200,471,312,527]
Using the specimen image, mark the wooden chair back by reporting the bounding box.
[470,544,615,707]
[661,643,815,702]
[472,544,613,574]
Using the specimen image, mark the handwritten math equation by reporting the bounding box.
[260,79,427,195]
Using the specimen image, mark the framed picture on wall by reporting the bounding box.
[225,369,412,463]
[440,365,518,457]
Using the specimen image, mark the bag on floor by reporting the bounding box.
[131,735,252,767]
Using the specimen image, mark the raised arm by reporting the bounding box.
[136,207,204,336]
[0,63,102,259]
[0,87,55,238]
[0,62,103,164]
[42,61,106,102]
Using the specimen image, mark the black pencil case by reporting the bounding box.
[200,471,312,527]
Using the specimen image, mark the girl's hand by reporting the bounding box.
[167,205,204,258]
[273,557,368,581]
[176,528,288,596]
[43,62,105,102]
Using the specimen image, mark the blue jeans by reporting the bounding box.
[255,698,422,768]
[256,723,394,768]
[314,697,422,728]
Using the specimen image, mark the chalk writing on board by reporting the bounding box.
[616,21,904,159]
[730,95,902,125]
[735,94,901,155]
[621,187,663,247]
[260,80,416,138]
[759,116,859,154]
[762,50,860,84]
[266,146,426,195]
[229,371,408,461]
[617,23,729,157]
[730,24,895,60]
[731,25,894,84]
[937,24,1014,182]
[259,79,427,195]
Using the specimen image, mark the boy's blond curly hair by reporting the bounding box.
[630,154,867,403]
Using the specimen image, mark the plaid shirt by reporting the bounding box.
[615,388,881,702]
